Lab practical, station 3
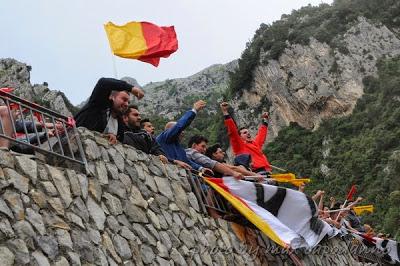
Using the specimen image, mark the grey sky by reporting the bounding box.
[1,0,332,104]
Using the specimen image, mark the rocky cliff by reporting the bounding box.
[3,17,400,143]
[138,61,237,120]
[231,17,400,140]
[0,58,76,117]
[0,128,377,265]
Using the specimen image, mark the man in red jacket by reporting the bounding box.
[220,102,272,174]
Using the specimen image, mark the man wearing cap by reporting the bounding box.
[75,77,144,144]
[220,102,272,174]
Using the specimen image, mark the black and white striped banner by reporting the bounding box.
[351,231,400,264]
[205,177,336,249]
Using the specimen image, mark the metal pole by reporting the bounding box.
[40,113,53,151]
[51,116,64,156]
[17,104,30,143]
[29,109,42,146]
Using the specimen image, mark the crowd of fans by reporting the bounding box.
[0,78,393,243]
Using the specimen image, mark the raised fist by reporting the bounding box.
[193,100,206,112]
[220,102,229,115]
[262,112,269,119]
[132,86,144,100]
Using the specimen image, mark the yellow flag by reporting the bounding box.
[353,205,374,215]
[270,173,296,182]
[269,173,310,187]
[289,178,311,187]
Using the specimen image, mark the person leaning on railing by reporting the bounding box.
[0,105,64,150]
[74,78,144,144]
[185,135,245,180]
[11,119,64,154]
[122,105,168,163]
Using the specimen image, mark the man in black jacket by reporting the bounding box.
[75,78,144,144]
[122,105,168,163]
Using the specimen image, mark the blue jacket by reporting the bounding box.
[156,110,202,170]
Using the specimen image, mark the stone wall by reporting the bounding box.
[0,129,377,265]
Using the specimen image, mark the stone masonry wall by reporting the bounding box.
[0,128,375,265]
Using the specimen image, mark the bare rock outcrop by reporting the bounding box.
[0,58,73,117]
[232,17,400,140]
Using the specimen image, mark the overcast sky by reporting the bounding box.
[1,0,332,104]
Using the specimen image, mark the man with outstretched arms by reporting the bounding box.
[220,102,272,174]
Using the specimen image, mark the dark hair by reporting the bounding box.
[140,118,150,127]
[238,127,248,135]
[187,135,208,148]
[110,90,130,97]
[332,202,343,211]
[124,104,139,116]
[205,143,221,158]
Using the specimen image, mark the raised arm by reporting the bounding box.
[163,100,206,142]
[253,112,269,147]
[88,78,144,106]
[220,102,243,154]
[346,197,363,209]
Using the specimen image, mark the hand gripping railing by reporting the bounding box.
[0,88,87,167]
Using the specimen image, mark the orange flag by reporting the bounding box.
[104,21,178,67]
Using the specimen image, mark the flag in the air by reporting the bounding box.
[353,205,374,215]
[346,184,357,201]
[205,177,336,249]
[104,21,178,67]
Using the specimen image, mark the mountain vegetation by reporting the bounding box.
[2,0,399,241]
[229,0,400,96]
[175,0,400,239]
[267,56,400,239]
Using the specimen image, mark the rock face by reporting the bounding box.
[3,18,400,143]
[231,17,400,140]
[139,61,238,119]
[0,128,369,265]
[0,58,74,116]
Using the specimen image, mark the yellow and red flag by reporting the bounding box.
[104,21,178,67]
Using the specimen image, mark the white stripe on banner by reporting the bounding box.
[353,231,400,263]
[210,177,336,249]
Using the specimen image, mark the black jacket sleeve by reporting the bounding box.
[88,78,132,106]
[123,130,166,156]
[149,137,166,156]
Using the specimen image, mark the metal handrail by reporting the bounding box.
[186,171,232,216]
[0,89,87,167]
